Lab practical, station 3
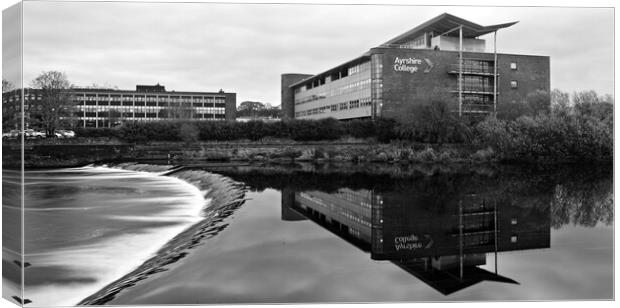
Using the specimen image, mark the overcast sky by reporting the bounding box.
[3,1,615,105]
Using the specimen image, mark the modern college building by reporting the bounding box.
[2,84,236,128]
[281,13,550,121]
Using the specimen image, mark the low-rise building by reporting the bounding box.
[2,84,237,129]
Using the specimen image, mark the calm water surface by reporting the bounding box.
[2,163,614,305]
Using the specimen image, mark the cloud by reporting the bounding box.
[15,2,614,105]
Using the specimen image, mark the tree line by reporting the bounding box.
[236,101,281,118]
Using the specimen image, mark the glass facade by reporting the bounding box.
[72,91,227,128]
[293,60,372,120]
[370,53,384,118]
[296,189,375,242]
[451,58,497,114]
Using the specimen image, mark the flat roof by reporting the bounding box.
[383,13,518,45]
[71,88,231,95]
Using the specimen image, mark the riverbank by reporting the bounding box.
[3,137,611,169]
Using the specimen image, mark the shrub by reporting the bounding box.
[314,147,327,159]
[75,127,119,138]
[471,147,496,162]
[497,90,550,121]
[415,147,438,162]
[342,119,376,139]
[375,118,398,143]
[277,147,302,160]
[178,123,199,145]
[394,96,472,144]
[475,110,612,162]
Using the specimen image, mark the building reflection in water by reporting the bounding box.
[282,187,550,295]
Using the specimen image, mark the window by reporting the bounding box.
[510,235,518,243]
[510,80,518,89]
[348,65,360,76]
[510,62,517,70]
[511,218,518,225]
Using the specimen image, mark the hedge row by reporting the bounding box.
[74,111,613,163]
[474,113,613,162]
[75,118,399,143]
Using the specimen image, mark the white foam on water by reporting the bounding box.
[26,222,198,306]
[22,165,209,306]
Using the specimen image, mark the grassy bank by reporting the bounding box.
[176,141,493,164]
[6,139,494,168]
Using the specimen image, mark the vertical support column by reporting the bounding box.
[132,94,136,124]
[82,94,86,128]
[458,26,463,117]
[493,30,498,116]
[156,95,160,119]
[494,200,498,274]
[459,199,463,280]
[108,95,112,128]
[143,94,146,120]
[95,93,99,128]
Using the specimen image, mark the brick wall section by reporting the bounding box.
[281,73,313,120]
[374,48,462,122]
[497,54,550,104]
[368,47,549,122]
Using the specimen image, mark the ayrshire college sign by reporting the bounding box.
[393,57,435,74]
[394,234,433,251]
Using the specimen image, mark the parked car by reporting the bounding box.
[24,129,45,140]
[56,130,75,138]
[2,130,20,140]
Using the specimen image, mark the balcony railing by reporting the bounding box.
[451,86,496,94]
[448,64,496,75]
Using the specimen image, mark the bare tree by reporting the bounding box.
[549,89,570,117]
[107,108,122,127]
[168,105,196,120]
[2,78,14,93]
[31,71,75,137]
[2,78,18,130]
[237,101,265,117]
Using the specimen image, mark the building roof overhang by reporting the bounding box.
[288,54,371,88]
[287,13,518,89]
[382,13,518,45]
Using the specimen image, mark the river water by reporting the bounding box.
[2,162,614,305]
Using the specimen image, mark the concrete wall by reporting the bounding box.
[281,73,312,120]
